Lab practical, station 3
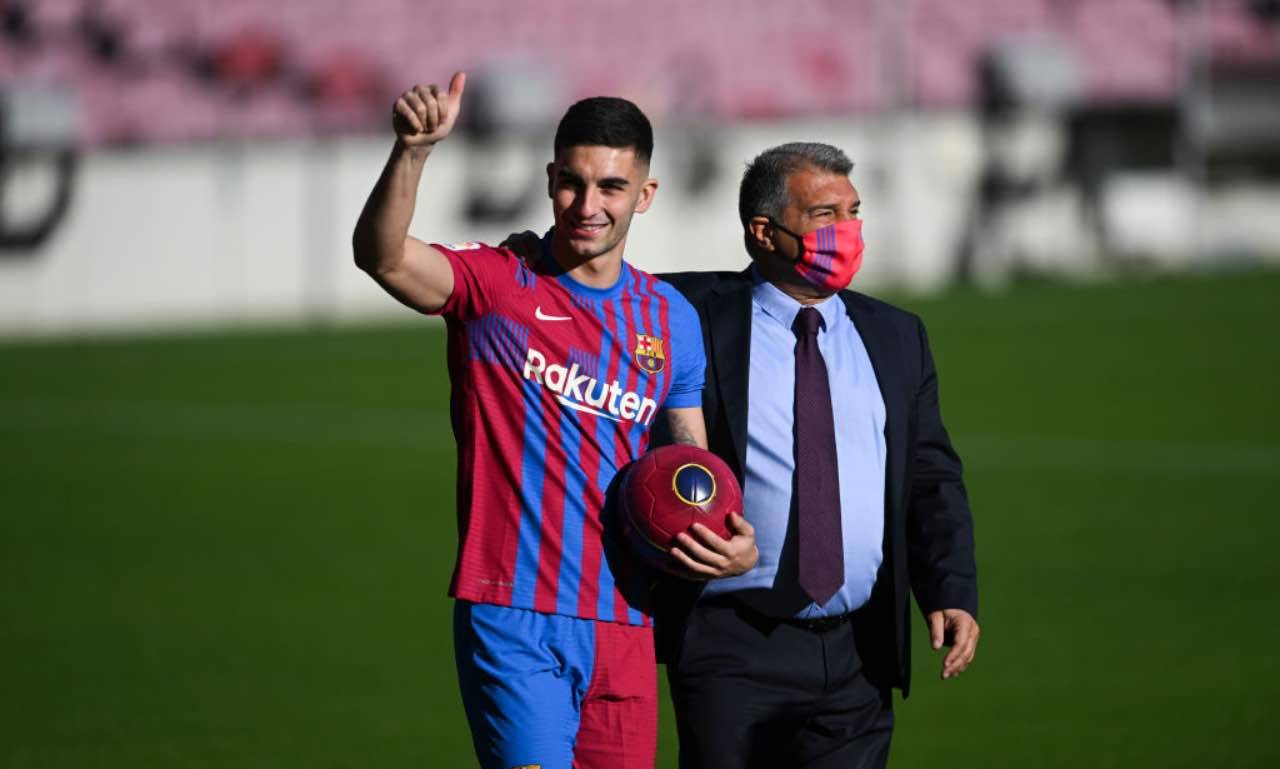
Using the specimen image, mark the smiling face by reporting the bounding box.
[547,145,658,269]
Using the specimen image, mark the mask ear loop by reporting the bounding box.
[767,218,808,265]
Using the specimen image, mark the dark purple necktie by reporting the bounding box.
[793,306,844,607]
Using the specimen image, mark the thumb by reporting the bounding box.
[447,71,467,101]
[727,512,754,537]
[928,611,945,650]
[438,72,467,134]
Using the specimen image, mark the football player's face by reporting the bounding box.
[547,145,657,264]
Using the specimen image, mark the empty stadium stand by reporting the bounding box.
[0,0,1276,147]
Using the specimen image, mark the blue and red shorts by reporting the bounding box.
[453,601,658,769]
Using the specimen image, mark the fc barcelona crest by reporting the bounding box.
[634,334,666,374]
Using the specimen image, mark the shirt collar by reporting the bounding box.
[540,228,630,300]
[749,265,844,333]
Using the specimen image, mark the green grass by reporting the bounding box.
[3,270,1278,768]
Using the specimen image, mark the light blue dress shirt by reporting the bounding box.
[701,272,886,618]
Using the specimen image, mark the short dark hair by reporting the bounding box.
[553,97,653,165]
[738,142,853,226]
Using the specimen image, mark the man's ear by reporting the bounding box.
[747,216,775,252]
[634,177,659,214]
[546,161,556,198]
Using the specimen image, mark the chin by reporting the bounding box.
[581,239,625,262]
[563,240,600,258]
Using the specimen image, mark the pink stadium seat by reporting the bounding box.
[0,0,1274,146]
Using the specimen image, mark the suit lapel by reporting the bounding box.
[841,291,904,518]
[706,273,754,479]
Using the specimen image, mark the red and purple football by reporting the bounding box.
[620,445,742,574]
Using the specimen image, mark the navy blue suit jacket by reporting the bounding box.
[652,268,978,696]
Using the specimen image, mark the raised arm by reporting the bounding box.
[352,72,467,314]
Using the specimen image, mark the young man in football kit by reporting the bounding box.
[352,72,758,769]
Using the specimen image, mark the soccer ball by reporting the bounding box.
[619,445,742,575]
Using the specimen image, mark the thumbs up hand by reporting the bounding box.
[392,72,467,149]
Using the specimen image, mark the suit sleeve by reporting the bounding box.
[905,317,979,620]
[429,242,524,321]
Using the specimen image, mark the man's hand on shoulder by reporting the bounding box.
[499,230,543,268]
[928,608,980,680]
[668,513,759,580]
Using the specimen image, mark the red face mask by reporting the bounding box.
[773,218,865,293]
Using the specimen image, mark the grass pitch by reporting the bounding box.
[2,270,1277,768]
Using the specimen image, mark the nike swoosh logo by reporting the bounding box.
[535,306,573,322]
[556,395,623,421]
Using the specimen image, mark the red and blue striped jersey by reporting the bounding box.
[431,240,705,626]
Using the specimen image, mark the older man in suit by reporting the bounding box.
[654,142,980,769]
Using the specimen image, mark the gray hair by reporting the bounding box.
[737,142,854,226]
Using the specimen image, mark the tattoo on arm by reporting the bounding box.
[663,407,708,449]
[670,421,699,446]
[667,411,700,447]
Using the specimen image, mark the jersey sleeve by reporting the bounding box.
[662,289,706,409]
[429,241,528,320]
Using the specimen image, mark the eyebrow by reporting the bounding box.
[806,200,859,213]
[557,169,631,189]
[557,169,584,185]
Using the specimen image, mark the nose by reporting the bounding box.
[572,186,603,219]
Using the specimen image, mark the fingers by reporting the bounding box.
[420,85,441,130]
[686,522,731,549]
[953,615,979,674]
[928,610,945,651]
[402,88,423,124]
[674,528,730,570]
[726,513,755,538]
[498,230,542,266]
[394,97,423,134]
[939,610,980,680]
[668,542,718,579]
[410,84,442,133]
